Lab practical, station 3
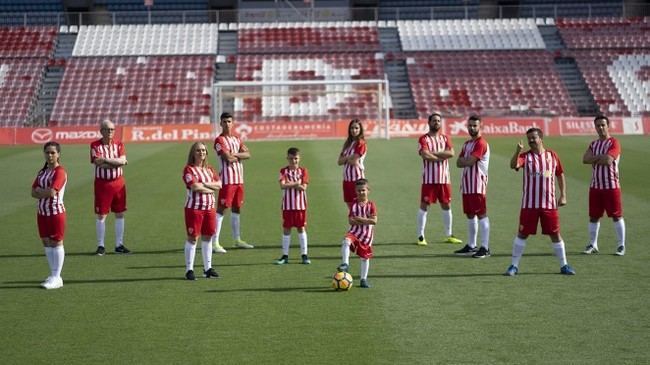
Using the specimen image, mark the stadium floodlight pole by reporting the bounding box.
[212,78,391,139]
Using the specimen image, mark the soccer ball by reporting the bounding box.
[332,271,353,291]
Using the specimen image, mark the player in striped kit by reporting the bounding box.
[337,179,377,288]
[275,147,311,265]
[31,141,67,289]
[454,116,491,258]
[338,119,367,207]
[90,119,130,255]
[212,112,253,252]
[416,112,463,246]
[504,128,576,276]
[582,115,626,256]
[182,142,221,280]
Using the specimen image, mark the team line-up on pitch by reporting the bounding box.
[31,112,625,290]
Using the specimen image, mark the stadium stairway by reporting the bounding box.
[378,27,417,119]
[538,24,565,51]
[553,57,600,115]
[215,30,238,114]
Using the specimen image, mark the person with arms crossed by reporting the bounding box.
[504,128,576,276]
[582,115,626,256]
[337,179,377,289]
[275,147,311,265]
[183,142,221,280]
[416,112,463,246]
[454,115,491,258]
[212,112,253,251]
[338,119,367,208]
[32,141,67,289]
[91,119,130,255]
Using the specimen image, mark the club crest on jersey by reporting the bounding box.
[188,227,194,234]
[184,173,193,183]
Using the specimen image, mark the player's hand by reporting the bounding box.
[558,195,567,207]
[516,141,524,153]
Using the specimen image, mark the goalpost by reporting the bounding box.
[212,78,391,140]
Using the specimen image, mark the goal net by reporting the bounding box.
[212,79,391,140]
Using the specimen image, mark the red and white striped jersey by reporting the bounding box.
[90,139,125,180]
[279,166,309,211]
[419,133,453,184]
[214,134,246,185]
[341,140,366,182]
[32,166,67,216]
[347,200,377,246]
[517,150,564,209]
[460,137,490,194]
[587,137,621,189]
[183,164,219,210]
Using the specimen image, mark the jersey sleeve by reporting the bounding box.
[301,167,310,185]
[209,166,220,183]
[278,168,286,182]
[238,137,248,153]
[553,151,564,176]
[355,140,367,156]
[32,174,40,189]
[608,138,621,159]
[214,136,229,156]
[517,152,526,169]
[90,142,97,163]
[118,142,126,158]
[51,167,67,191]
[418,135,429,152]
[183,165,196,188]
[369,201,377,217]
[444,135,453,149]
[470,139,488,159]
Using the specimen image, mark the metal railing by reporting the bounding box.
[0,3,648,27]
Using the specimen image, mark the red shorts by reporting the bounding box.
[94,177,127,215]
[218,184,244,209]
[37,212,66,242]
[342,181,357,203]
[184,208,216,238]
[518,209,560,236]
[462,193,487,216]
[282,210,307,229]
[421,183,451,205]
[345,233,373,259]
[589,188,622,219]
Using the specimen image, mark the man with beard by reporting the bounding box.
[504,128,576,276]
[416,112,463,246]
[454,116,491,258]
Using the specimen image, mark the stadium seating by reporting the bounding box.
[234,53,385,122]
[0,58,48,126]
[397,18,546,51]
[557,17,650,49]
[0,26,57,58]
[50,56,214,125]
[571,50,650,116]
[238,25,380,53]
[73,24,219,56]
[406,51,576,117]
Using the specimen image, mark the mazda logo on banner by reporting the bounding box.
[32,128,53,143]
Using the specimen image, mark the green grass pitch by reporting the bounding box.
[1,136,649,364]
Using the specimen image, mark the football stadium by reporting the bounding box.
[0,1,649,364]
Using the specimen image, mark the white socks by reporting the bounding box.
[201,240,212,271]
[614,219,626,247]
[511,236,527,267]
[213,213,224,246]
[96,218,106,247]
[416,209,427,237]
[467,217,478,248]
[298,232,308,255]
[184,241,196,271]
[231,213,241,241]
[442,209,452,237]
[479,217,490,249]
[282,234,290,256]
[588,221,600,248]
[360,259,370,280]
[45,246,65,278]
[553,240,568,267]
[115,217,125,248]
[341,238,351,265]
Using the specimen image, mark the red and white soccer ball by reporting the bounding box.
[332,271,353,291]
